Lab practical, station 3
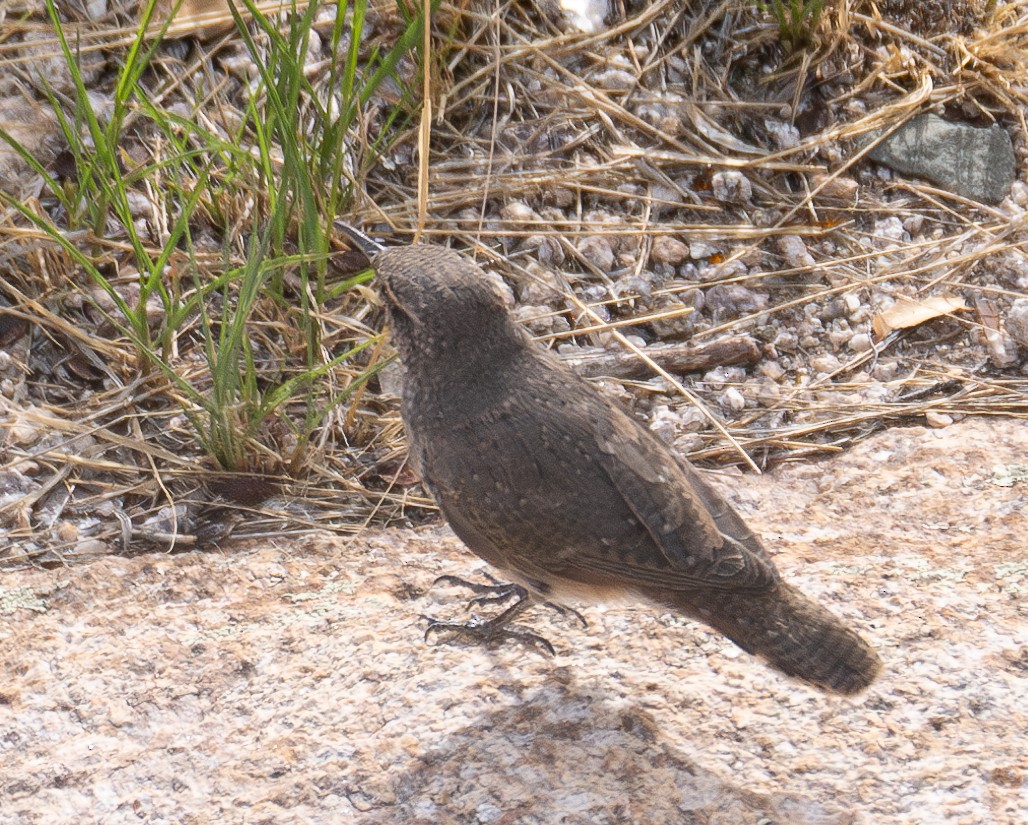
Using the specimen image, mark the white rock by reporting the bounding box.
[590,69,636,91]
[848,332,873,353]
[720,387,746,412]
[984,328,1019,368]
[759,361,785,381]
[711,171,752,204]
[560,0,609,33]
[689,241,717,260]
[925,410,953,428]
[3,406,42,446]
[872,216,907,247]
[500,201,540,226]
[764,118,800,149]
[811,355,841,374]
[1005,298,1028,346]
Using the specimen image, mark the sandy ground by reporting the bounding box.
[1,416,1026,824]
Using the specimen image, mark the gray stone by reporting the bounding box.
[1006,298,1028,347]
[867,114,1016,204]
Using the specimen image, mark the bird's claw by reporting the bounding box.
[421,572,589,655]
[422,575,558,655]
[432,574,526,609]
[543,602,589,629]
[430,574,588,628]
[420,614,556,656]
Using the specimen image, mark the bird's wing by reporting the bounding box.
[572,408,779,593]
[669,453,770,560]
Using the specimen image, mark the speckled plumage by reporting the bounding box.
[372,242,882,695]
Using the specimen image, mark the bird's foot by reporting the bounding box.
[422,616,557,656]
[432,573,524,609]
[421,594,556,656]
[432,573,588,628]
[539,601,589,629]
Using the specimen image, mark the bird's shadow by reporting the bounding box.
[356,668,853,825]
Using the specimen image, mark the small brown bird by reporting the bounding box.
[344,226,882,695]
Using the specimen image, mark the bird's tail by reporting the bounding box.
[667,583,882,695]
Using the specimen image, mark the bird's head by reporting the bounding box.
[371,245,526,366]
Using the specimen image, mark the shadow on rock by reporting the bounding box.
[362,673,855,825]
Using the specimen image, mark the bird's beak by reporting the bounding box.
[334,221,387,258]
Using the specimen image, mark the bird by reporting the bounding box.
[338,224,882,695]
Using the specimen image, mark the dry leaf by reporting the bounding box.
[872,295,969,339]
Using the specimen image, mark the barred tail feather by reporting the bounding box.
[671,583,882,695]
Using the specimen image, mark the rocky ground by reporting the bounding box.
[2,415,1026,824]
[1,3,1027,823]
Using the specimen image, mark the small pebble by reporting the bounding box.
[702,366,746,387]
[720,387,746,412]
[73,538,108,556]
[872,217,906,246]
[811,355,841,375]
[515,304,570,336]
[1009,181,1028,207]
[810,173,859,202]
[984,329,1019,368]
[56,521,79,542]
[849,332,873,353]
[704,285,767,319]
[711,171,752,204]
[773,331,798,353]
[756,382,782,407]
[543,188,575,208]
[590,68,636,91]
[689,241,717,260]
[612,273,654,300]
[577,236,615,272]
[777,235,815,269]
[563,0,608,33]
[501,201,540,226]
[827,328,852,351]
[903,215,924,235]
[925,411,953,428]
[872,360,899,381]
[526,235,566,268]
[1005,298,1028,347]
[6,408,42,445]
[764,118,800,149]
[648,405,678,444]
[650,236,689,266]
[519,275,561,306]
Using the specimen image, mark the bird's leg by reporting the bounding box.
[421,591,557,656]
[422,572,588,655]
[432,572,589,627]
[432,572,523,608]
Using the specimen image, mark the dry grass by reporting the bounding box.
[0,0,1026,568]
